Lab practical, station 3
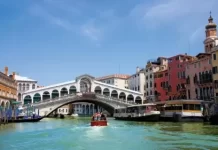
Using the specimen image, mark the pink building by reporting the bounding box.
[186,53,213,100]
[185,14,217,100]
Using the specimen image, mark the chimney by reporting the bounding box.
[4,67,8,76]
[12,72,16,80]
[185,53,187,55]
[136,66,140,73]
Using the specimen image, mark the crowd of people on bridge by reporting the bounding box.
[92,112,106,121]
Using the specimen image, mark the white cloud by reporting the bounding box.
[30,4,75,32]
[80,20,103,41]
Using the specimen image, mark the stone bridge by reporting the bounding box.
[23,93,135,116]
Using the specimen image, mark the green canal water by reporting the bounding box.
[1,117,218,150]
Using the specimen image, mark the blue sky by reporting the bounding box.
[0,0,218,86]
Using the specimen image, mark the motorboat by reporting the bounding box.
[90,113,107,126]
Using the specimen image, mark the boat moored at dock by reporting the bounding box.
[114,103,160,122]
[157,100,204,122]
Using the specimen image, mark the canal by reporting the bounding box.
[1,117,218,150]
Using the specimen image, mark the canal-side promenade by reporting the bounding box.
[0,118,218,150]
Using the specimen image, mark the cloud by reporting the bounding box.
[80,20,103,41]
[30,4,75,32]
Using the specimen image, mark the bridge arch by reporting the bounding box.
[60,87,68,96]
[103,88,110,96]
[1,101,5,110]
[119,92,126,100]
[135,96,142,104]
[127,94,134,102]
[33,93,41,103]
[43,91,50,101]
[69,86,77,94]
[94,86,102,94]
[24,95,32,104]
[52,90,59,99]
[80,77,92,93]
[111,90,118,98]
[46,98,116,116]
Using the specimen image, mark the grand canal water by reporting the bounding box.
[1,117,218,150]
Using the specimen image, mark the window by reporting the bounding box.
[213,54,216,60]
[213,66,218,74]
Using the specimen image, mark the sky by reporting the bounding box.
[0,0,218,86]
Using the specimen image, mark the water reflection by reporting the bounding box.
[1,118,218,150]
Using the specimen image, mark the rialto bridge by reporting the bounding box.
[21,74,143,116]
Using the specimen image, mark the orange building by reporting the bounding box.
[0,67,17,110]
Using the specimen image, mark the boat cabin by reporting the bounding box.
[159,100,203,118]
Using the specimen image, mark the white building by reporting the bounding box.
[12,74,38,101]
[72,103,103,115]
[128,67,145,103]
[145,57,168,102]
[96,74,130,89]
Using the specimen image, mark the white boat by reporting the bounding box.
[158,100,204,122]
[71,113,79,117]
[114,103,160,122]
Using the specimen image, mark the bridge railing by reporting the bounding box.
[23,94,77,109]
[95,94,137,105]
[23,93,137,109]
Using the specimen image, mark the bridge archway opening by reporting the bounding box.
[52,90,59,99]
[127,94,134,102]
[90,104,94,114]
[43,91,50,101]
[86,105,90,115]
[135,96,142,104]
[61,88,68,96]
[111,90,118,98]
[46,98,115,117]
[103,88,110,96]
[33,93,41,103]
[5,102,10,109]
[94,86,102,94]
[119,92,126,100]
[69,86,77,94]
[80,78,92,93]
[24,95,32,104]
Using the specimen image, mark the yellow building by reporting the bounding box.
[0,67,17,110]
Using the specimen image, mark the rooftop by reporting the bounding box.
[96,74,130,80]
[13,74,37,82]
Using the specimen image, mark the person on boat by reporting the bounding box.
[93,113,98,121]
[100,113,106,120]
[97,112,101,121]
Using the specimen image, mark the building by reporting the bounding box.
[0,67,17,109]
[96,74,130,89]
[145,57,168,102]
[186,14,217,100]
[128,67,145,103]
[72,103,103,115]
[168,54,194,100]
[154,60,169,101]
[11,74,38,101]
[57,104,73,115]
[186,53,213,100]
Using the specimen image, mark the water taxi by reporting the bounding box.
[90,113,107,126]
[157,100,204,122]
[113,103,160,122]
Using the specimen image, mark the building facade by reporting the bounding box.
[0,67,17,110]
[154,69,169,101]
[128,67,145,103]
[145,57,168,102]
[186,54,213,100]
[168,54,194,100]
[12,74,38,101]
[72,103,103,116]
[186,14,217,101]
[96,74,130,89]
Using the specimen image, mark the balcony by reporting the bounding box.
[197,79,213,86]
